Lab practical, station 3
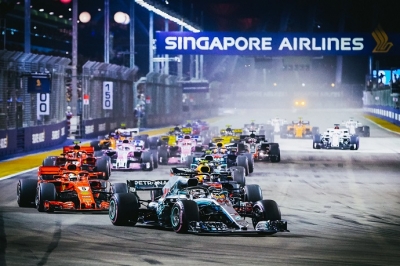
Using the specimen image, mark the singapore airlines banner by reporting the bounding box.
[156,26,399,56]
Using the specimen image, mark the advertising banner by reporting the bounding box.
[181,82,209,93]
[156,26,400,56]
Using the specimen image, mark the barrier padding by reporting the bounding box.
[0,117,221,179]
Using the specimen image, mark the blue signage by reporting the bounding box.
[27,74,52,93]
[156,26,400,56]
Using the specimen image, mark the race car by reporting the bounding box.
[238,132,281,163]
[243,121,274,142]
[243,120,261,133]
[209,125,242,145]
[158,135,197,165]
[16,164,128,212]
[91,128,139,151]
[294,99,306,107]
[42,141,111,180]
[341,118,370,137]
[204,142,253,176]
[266,117,288,134]
[280,117,319,139]
[313,124,360,150]
[108,139,155,171]
[171,155,247,187]
[109,176,289,235]
[191,119,210,135]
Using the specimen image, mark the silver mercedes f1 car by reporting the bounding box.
[109,176,288,235]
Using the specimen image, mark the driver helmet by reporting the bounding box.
[68,173,78,181]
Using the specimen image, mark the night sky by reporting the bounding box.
[3,0,400,83]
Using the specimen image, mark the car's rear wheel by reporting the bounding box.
[150,150,159,169]
[96,157,111,180]
[269,143,280,162]
[232,168,246,187]
[244,184,263,203]
[112,183,128,194]
[42,156,56,166]
[236,155,249,176]
[159,147,169,165]
[109,193,139,226]
[244,153,254,173]
[141,151,154,171]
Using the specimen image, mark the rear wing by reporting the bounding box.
[38,166,61,175]
[181,127,192,134]
[127,180,168,191]
[63,145,94,154]
[232,129,242,134]
[170,167,197,177]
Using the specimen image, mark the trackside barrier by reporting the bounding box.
[363,105,400,126]
[0,121,67,157]
[362,86,400,126]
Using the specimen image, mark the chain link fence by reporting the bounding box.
[0,50,70,130]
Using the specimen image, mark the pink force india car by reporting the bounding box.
[109,139,155,171]
[159,135,197,165]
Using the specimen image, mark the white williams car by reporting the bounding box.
[312,124,360,150]
[266,118,287,134]
[341,118,370,137]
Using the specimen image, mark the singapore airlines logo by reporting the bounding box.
[372,25,393,53]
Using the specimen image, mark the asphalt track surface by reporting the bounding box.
[1,108,400,266]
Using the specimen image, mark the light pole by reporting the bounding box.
[71,0,78,119]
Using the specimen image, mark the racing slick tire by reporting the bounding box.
[90,140,101,151]
[158,147,169,165]
[112,183,129,194]
[238,143,247,154]
[231,168,246,187]
[269,143,281,163]
[95,157,111,180]
[109,193,139,226]
[141,151,154,171]
[236,155,249,176]
[150,150,159,169]
[230,166,245,178]
[244,184,263,203]
[186,155,194,168]
[251,199,281,230]
[17,179,37,207]
[36,183,56,212]
[312,127,320,136]
[350,135,360,150]
[171,200,200,233]
[149,136,159,150]
[313,135,321,149]
[244,153,254,173]
[280,125,288,139]
[42,156,56,166]
[362,126,370,137]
